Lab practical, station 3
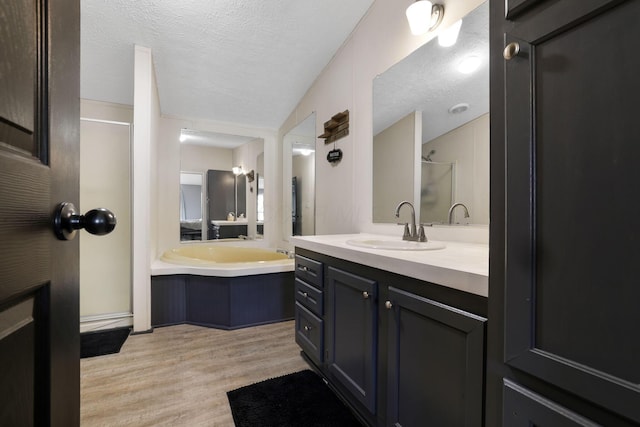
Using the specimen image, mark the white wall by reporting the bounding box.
[131,45,160,333]
[279,0,486,242]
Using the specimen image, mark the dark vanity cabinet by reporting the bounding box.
[386,287,485,427]
[294,254,324,365]
[488,0,640,425]
[294,248,487,427]
[326,266,378,414]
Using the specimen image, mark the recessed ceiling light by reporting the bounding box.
[448,103,469,114]
[458,55,481,74]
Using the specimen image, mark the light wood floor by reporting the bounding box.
[81,321,309,426]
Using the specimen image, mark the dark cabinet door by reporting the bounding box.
[326,266,378,414]
[386,287,486,427]
[489,0,640,424]
[207,170,236,220]
[503,380,599,427]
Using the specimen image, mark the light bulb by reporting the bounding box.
[438,19,462,47]
[406,1,434,36]
[458,55,480,74]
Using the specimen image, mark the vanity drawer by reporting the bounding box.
[295,302,324,364]
[295,278,323,316]
[294,255,323,288]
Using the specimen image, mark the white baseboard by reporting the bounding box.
[80,312,133,333]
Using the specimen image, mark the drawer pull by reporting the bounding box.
[302,292,308,298]
[385,301,393,309]
[299,265,309,272]
[304,325,312,332]
[362,291,369,299]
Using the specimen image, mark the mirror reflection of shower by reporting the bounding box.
[420,150,455,224]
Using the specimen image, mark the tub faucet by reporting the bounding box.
[448,203,470,225]
[395,201,426,242]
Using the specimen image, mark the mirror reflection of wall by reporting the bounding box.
[372,1,489,225]
[373,112,420,223]
[179,172,203,241]
[179,128,264,240]
[285,113,316,236]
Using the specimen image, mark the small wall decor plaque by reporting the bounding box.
[327,148,343,163]
[318,110,349,143]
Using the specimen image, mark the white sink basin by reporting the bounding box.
[345,238,446,251]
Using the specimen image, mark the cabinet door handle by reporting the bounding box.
[362,291,369,299]
[503,42,520,60]
[304,325,312,331]
[385,301,393,309]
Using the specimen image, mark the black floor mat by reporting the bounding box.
[80,327,131,358]
[227,370,363,427]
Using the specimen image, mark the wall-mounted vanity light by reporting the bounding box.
[232,166,255,182]
[406,1,444,35]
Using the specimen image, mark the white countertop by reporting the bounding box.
[290,233,488,297]
[211,219,248,226]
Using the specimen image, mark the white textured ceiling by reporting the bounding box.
[81,0,374,129]
[179,128,256,149]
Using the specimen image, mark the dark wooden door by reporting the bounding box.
[0,0,80,425]
[386,287,485,427]
[326,266,378,415]
[488,0,640,425]
[207,170,236,221]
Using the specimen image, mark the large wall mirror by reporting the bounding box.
[180,129,265,241]
[284,113,316,236]
[373,1,489,225]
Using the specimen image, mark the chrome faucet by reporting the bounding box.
[448,202,470,225]
[395,201,427,242]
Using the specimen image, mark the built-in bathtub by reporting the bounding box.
[151,246,295,330]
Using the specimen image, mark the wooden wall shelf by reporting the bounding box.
[318,110,349,143]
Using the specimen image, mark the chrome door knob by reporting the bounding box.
[53,202,116,241]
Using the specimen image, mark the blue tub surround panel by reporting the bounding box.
[151,272,295,330]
